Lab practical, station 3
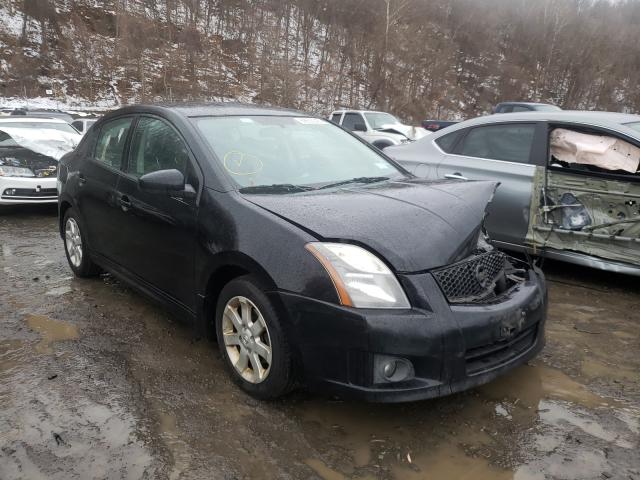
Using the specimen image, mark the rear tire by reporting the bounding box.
[63,207,100,278]
[215,276,294,400]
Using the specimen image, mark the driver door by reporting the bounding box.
[113,116,200,311]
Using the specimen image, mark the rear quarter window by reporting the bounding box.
[435,130,463,153]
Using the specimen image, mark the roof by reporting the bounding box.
[438,111,640,136]
[120,102,307,118]
[0,116,69,124]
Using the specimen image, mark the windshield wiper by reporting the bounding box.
[239,183,315,194]
[316,176,390,190]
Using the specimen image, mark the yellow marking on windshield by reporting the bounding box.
[223,150,263,176]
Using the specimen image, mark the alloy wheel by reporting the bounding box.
[222,296,272,384]
[65,217,83,268]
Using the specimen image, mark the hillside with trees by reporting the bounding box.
[1,0,639,121]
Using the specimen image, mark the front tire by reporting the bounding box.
[215,276,294,399]
[63,207,100,277]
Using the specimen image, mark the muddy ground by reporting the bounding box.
[0,205,638,480]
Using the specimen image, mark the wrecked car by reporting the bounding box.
[329,109,429,150]
[0,117,81,206]
[386,111,640,276]
[58,103,547,402]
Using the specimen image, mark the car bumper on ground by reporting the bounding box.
[275,267,547,402]
[0,176,58,205]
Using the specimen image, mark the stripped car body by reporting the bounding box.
[0,118,81,205]
[385,111,640,275]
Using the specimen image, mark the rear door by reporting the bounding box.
[527,123,640,265]
[112,115,200,310]
[76,116,134,261]
[437,123,545,245]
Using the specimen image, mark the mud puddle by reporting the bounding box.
[25,314,79,354]
[2,207,640,479]
[291,362,639,480]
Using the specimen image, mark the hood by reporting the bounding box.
[0,126,80,161]
[244,179,498,272]
[377,124,430,141]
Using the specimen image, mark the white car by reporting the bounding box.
[329,109,429,149]
[0,117,81,206]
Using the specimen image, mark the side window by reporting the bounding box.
[72,120,84,132]
[435,130,463,153]
[128,117,190,178]
[342,113,365,131]
[94,117,133,169]
[458,124,536,163]
[512,106,531,113]
[331,113,342,124]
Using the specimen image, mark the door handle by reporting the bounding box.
[445,173,469,181]
[119,195,131,211]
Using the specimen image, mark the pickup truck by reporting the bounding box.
[329,109,429,150]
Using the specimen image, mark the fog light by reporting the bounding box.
[374,355,415,384]
[4,189,16,196]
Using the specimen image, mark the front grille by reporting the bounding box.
[465,323,538,376]
[2,187,58,199]
[432,251,506,304]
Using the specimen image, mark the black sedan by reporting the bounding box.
[57,103,547,402]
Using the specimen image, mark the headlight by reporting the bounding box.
[306,242,410,309]
[0,166,35,177]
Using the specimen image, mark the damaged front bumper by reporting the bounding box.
[273,260,546,403]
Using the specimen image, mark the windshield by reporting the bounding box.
[0,122,79,134]
[195,116,403,191]
[364,112,401,129]
[624,122,640,133]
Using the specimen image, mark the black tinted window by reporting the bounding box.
[342,113,365,131]
[95,117,133,169]
[458,124,536,163]
[435,130,463,153]
[331,113,342,124]
[72,120,84,132]
[128,117,189,177]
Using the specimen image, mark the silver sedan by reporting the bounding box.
[386,111,640,276]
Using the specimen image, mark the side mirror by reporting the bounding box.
[139,169,185,193]
[353,123,367,132]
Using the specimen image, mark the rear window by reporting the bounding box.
[435,130,463,153]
